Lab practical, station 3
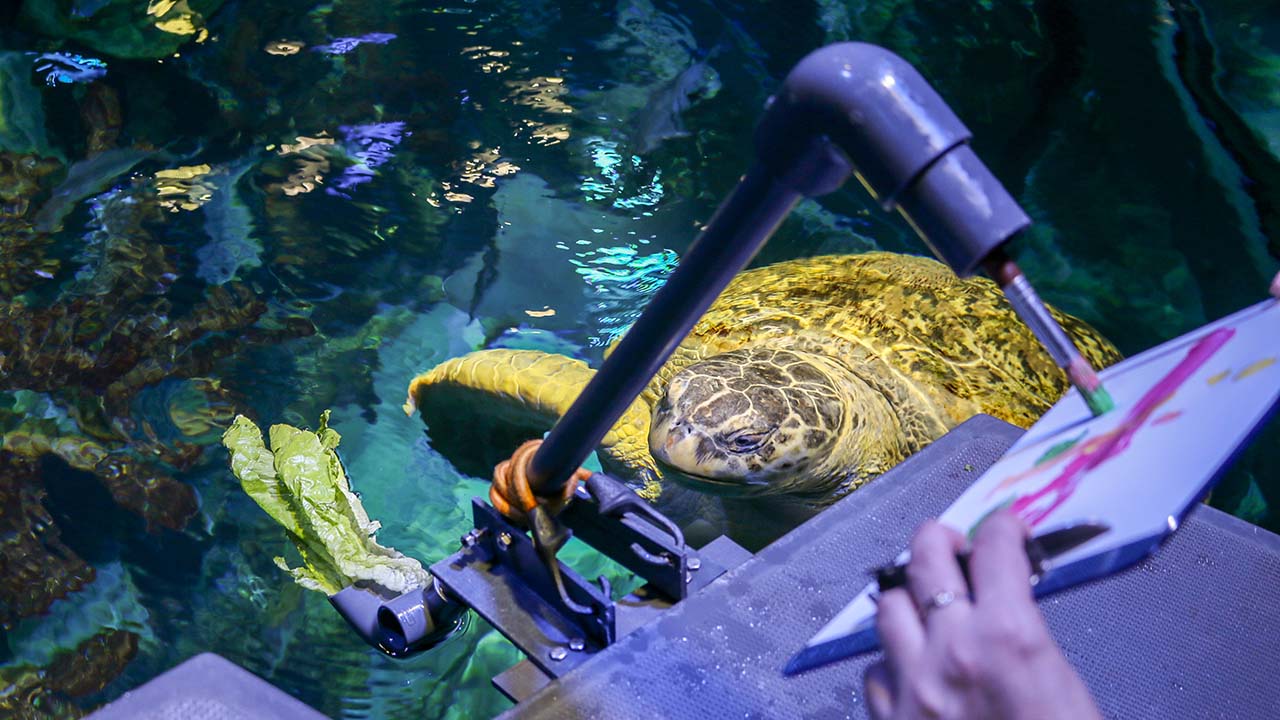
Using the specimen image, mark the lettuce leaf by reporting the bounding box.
[222,411,431,596]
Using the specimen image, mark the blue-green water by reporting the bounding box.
[1,1,1278,718]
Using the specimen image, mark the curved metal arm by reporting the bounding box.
[528,42,1032,498]
[755,42,1030,276]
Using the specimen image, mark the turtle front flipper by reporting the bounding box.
[405,349,659,490]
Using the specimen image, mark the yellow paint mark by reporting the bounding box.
[525,307,556,318]
[1207,370,1231,386]
[1234,357,1277,382]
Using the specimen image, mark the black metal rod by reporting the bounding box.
[527,164,801,495]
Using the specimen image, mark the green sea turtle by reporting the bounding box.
[406,252,1120,545]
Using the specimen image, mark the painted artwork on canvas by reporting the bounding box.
[794,298,1280,667]
[940,299,1279,564]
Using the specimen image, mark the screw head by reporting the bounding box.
[549,646,568,661]
[460,531,477,548]
[687,557,702,571]
[498,532,513,548]
[568,638,585,652]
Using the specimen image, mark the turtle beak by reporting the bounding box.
[648,415,685,465]
[649,417,711,475]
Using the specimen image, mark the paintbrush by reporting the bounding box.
[984,249,1115,417]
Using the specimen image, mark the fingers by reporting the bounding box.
[968,510,1035,608]
[876,588,924,675]
[864,661,895,720]
[906,520,970,624]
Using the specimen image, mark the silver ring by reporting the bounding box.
[921,589,961,615]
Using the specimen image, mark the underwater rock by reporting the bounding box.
[159,377,241,443]
[3,421,200,533]
[0,161,312,534]
[6,561,151,667]
[79,82,124,156]
[0,152,61,216]
[0,52,61,160]
[0,152,63,296]
[0,451,96,630]
[0,628,139,719]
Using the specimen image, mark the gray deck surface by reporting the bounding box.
[88,652,329,720]
[502,415,1280,720]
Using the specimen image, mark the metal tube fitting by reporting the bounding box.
[755,42,1030,275]
[328,579,466,658]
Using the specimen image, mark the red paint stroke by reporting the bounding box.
[1152,410,1183,426]
[1002,328,1235,528]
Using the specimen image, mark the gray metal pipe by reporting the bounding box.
[755,42,1030,276]
[528,165,811,493]
[329,580,466,657]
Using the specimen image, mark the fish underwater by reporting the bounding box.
[627,49,723,155]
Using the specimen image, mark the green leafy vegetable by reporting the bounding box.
[222,411,431,596]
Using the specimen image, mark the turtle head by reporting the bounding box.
[649,347,856,499]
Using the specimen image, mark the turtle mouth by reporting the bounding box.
[654,459,773,497]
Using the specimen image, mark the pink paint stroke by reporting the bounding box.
[1007,327,1235,528]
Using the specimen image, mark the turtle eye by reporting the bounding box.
[722,429,769,454]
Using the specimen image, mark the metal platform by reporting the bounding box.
[501,414,1280,720]
[88,653,328,720]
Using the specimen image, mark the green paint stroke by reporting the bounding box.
[1035,430,1088,467]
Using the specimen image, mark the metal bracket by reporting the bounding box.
[429,473,750,680]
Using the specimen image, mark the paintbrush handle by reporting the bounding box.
[873,541,1047,592]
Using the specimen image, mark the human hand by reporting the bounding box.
[1271,270,1280,298]
[864,511,1101,720]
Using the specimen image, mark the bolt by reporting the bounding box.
[568,638,585,652]
[460,531,478,548]
[549,646,568,661]
[687,557,702,571]
[498,532,513,548]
